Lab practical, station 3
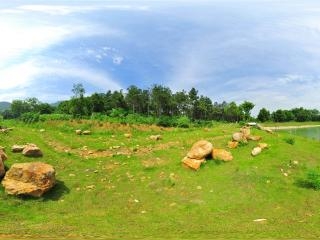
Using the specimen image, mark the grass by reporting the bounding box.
[0,120,320,239]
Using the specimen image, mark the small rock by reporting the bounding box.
[39,129,45,132]
[292,160,299,165]
[196,186,202,190]
[12,144,26,153]
[228,141,239,149]
[247,135,262,141]
[141,210,146,214]
[22,145,43,157]
[82,130,91,135]
[240,127,251,139]
[134,199,139,203]
[212,148,233,162]
[283,172,288,177]
[232,132,244,142]
[69,173,76,177]
[258,143,268,150]
[253,218,267,222]
[182,157,205,171]
[75,129,82,135]
[149,135,162,141]
[124,133,132,138]
[251,147,262,156]
[85,185,95,190]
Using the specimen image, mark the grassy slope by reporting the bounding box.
[0,120,320,239]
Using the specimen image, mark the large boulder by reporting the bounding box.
[12,145,26,153]
[187,140,213,160]
[1,162,56,197]
[22,145,43,157]
[212,148,233,162]
[182,157,205,171]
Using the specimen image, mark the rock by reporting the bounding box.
[232,132,244,142]
[251,147,262,156]
[240,127,251,139]
[258,143,268,150]
[0,149,8,161]
[247,135,262,141]
[265,128,273,134]
[182,157,205,171]
[124,133,132,138]
[1,162,56,197]
[12,144,26,153]
[212,148,233,162]
[82,130,91,135]
[149,135,162,141]
[75,129,82,135]
[0,159,5,178]
[187,140,213,160]
[228,141,239,149]
[39,129,45,132]
[22,145,43,157]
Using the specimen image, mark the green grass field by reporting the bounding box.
[0,120,320,239]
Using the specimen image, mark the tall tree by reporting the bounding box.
[257,108,270,122]
[240,101,255,121]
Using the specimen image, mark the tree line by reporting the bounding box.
[1,83,319,124]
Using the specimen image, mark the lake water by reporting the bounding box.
[282,127,320,140]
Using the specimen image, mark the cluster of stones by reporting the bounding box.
[182,140,233,170]
[0,144,56,197]
[230,126,269,156]
[75,130,92,135]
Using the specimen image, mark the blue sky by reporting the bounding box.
[1,0,320,114]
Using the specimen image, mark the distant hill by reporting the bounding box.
[0,101,11,112]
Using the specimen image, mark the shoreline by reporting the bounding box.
[260,124,320,130]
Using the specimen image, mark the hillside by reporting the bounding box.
[0,102,10,112]
[0,120,320,239]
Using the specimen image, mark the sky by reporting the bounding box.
[1,0,320,114]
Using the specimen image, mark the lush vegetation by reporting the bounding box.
[0,120,320,239]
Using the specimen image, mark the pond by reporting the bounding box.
[281,127,320,140]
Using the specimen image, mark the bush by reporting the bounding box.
[176,116,190,128]
[156,116,176,127]
[284,137,295,145]
[297,167,320,190]
[21,112,40,123]
[40,114,72,121]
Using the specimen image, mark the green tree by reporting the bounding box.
[257,108,270,122]
[240,101,255,121]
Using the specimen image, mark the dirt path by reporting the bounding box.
[261,124,320,130]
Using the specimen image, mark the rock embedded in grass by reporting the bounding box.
[258,143,268,150]
[22,145,43,157]
[251,147,262,156]
[82,130,91,135]
[1,162,56,197]
[228,141,239,149]
[212,148,233,161]
[182,157,205,171]
[149,135,162,140]
[11,144,26,153]
[75,129,82,135]
[232,132,244,142]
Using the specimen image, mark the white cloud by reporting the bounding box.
[15,4,149,15]
[113,56,124,65]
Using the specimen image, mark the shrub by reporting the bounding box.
[284,137,295,145]
[20,112,40,123]
[297,167,320,190]
[176,116,190,128]
[156,116,176,127]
